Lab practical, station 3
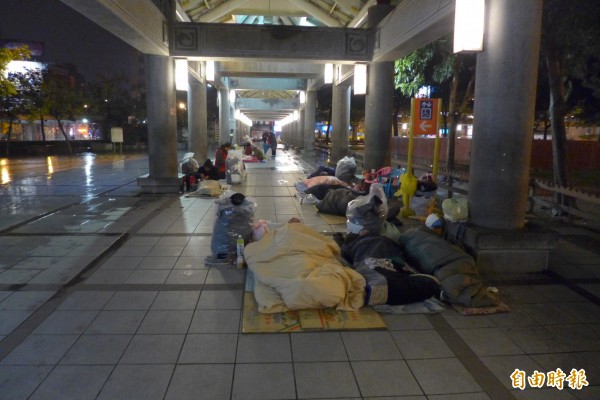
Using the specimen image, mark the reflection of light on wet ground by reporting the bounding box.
[84,153,94,186]
[1,159,10,184]
[47,156,54,174]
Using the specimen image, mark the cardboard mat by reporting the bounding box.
[242,271,386,333]
[317,213,348,225]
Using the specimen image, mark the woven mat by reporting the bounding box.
[451,301,511,316]
[318,213,347,225]
[242,271,386,333]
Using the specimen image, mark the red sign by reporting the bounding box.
[411,98,441,136]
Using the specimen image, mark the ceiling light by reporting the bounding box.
[454,0,485,53]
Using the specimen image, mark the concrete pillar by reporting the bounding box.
[331,83,351,163]
[363,3,395,171]
[137,55,179,193]
[218,88,230,145]
[294,117,300,148]
[299,109,305,150]
[468,0,543,229]
[187,64,208,162]
[291,118,296,147]
[304,90,316,153]
[229,104,236,144]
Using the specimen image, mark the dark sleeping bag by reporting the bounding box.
[397,227,498,307]
[353,258,440,305]
[316,188,360,215]
[305,183,349,200]
[340,233,406,266]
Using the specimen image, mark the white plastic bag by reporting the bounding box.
[442,198,469,222]
[346,183,388,234]
[196,180,222,197]
[335,156,357,182]
[225,152,246,184]
[252,220,270,242]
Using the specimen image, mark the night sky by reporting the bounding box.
[0,0,141,82]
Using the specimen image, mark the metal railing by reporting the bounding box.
[530,180,600,228]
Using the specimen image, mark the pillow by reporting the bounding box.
[303,175,347,188]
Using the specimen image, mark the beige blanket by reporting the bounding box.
[244,223,366,313]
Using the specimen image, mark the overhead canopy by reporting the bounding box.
[61,0,453,121]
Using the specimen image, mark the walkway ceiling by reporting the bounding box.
[175,0,402,121]
[177,0,389,28]
[62,0,449,122]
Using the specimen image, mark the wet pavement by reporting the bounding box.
[1,149,600,399]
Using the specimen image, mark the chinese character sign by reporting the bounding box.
[511,368,588,391]
[411,98,441,136]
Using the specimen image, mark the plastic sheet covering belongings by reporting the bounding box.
[207,191,256,264]
[346,184,388,234]
[335,156,357,182]
[180,152,199,175]
[184,180,228,198]
[442,197,469,222]
[225,150,247,184]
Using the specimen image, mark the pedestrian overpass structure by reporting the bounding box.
[60,0,551,273]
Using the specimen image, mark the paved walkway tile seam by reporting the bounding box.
[428,313,515,400]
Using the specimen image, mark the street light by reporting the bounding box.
[353,64,367,95]
[454,0,485,53]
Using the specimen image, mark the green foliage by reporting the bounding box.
[543,0,600,98]
[0,68,42,122]
[85,73,138,127]
[42,71,85,122]
[0,46,31,97]
[393,35,455,97]
[542,0,600,123]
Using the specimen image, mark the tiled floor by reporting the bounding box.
[1,149,599,399]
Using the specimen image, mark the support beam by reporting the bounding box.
[228,77,306,91]
[218,88,231,145]
[303,90,316,153]
[137,55,179,193]
[286,0,342,27]
[60,0,168,55]
[373,0,454,62]
[236,98,299,111]
[197,0,253,23]
[348,0,375,28]
[331,83,351,163]
[171,23,372,62]
[187,62,208,162]
[468,0,543,229]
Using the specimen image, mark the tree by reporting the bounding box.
[0,45,30,97]
[41,71,85,154]
[541,0,600,194]
[0,45,31,154]
[0,71,36,155]
[85,73,136,139]
[23,69,48,142]
[394,35,476,192]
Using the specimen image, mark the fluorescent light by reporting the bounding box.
[293,110,299,121]
[6,60,45,74]
[454,0,485,53]
[206,61,215,81]
[299,91,306,104]
[229,89,236,103]
[353,64,367,95]
[324,63,333,84]
[175,59,188,91]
